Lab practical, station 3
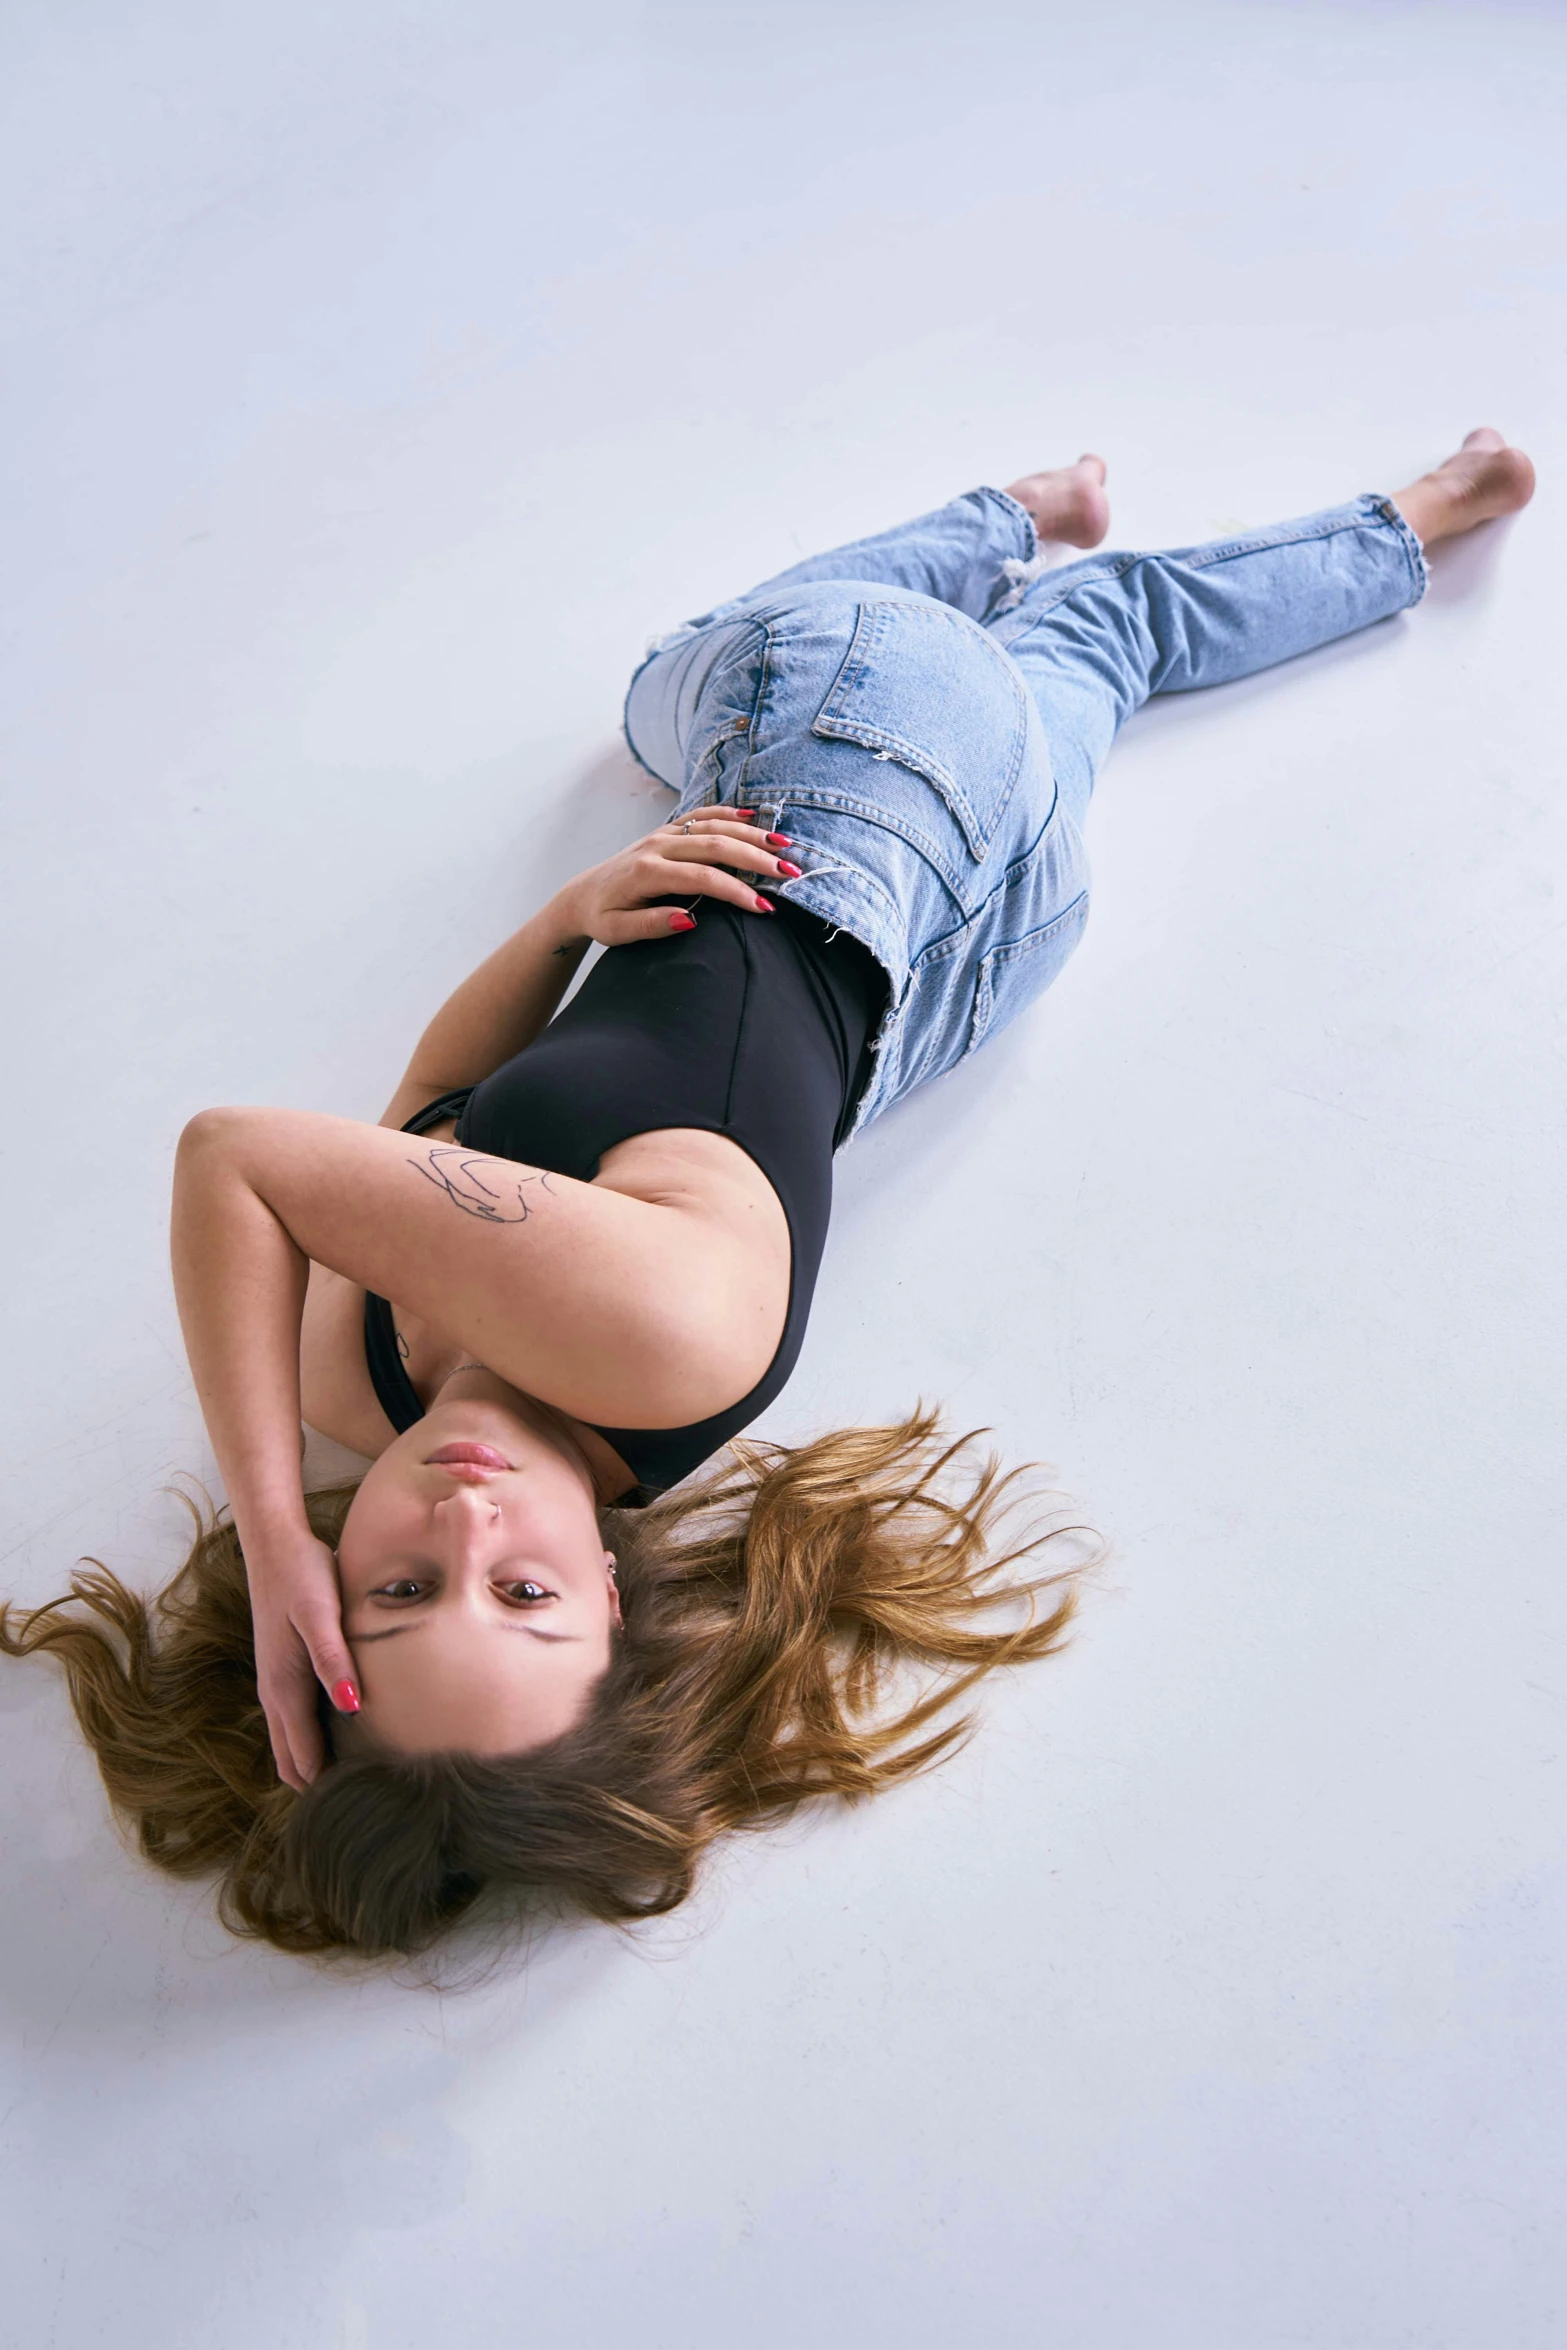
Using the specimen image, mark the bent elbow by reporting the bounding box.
[177,1105,248,1163]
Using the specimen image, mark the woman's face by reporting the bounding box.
[334,1379,621,1758]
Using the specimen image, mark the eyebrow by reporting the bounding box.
[351,1622,584,1645]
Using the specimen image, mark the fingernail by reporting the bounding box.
[753,893,773,912]
[668,911,697,932]
[766,833,792,848]
[332,1679,360,1713]
[776,859,802,880]
[733,808,756,818]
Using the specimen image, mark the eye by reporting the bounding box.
[372,1578,428,1602]
[497,1579,553,1605]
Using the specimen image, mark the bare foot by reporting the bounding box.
[1004,454,1110,550]
[1392,428,1535,548]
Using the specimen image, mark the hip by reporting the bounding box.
[625,580,1091,1132]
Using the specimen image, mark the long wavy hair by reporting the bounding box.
[0,1410,1096,1963]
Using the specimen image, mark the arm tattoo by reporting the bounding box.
[407,1147,556,1224]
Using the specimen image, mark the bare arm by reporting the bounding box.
[381,809,796,1123]
[179,1111,772,1428]
[170,1123,358,1789]
[171,1133,315,1557]
[173,1101,777,1785]
[383,898,590,1124]
[176,809,796,1782]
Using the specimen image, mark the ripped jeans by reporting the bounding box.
[623,485,1428,1134]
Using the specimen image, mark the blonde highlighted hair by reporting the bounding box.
[1,1410,1096,1961]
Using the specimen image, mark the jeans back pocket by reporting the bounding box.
[967,891,1091,1056]
[811,600,1031,863]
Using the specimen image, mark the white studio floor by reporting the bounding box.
[2,5,1564,2345]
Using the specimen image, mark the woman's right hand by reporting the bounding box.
[550,809,803,947]
[244,1532,360,1793]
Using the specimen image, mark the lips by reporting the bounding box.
[424,1442,514,1473]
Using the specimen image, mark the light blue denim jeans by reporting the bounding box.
[624,486,1428,1135]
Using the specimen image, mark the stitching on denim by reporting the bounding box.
[751,611,993,898]
[646,622,701,657]
[757,786,977,905]
[995,802,1069,891]
[753,621,778,752]
[997,504,1428,650]
[780,785,1076,918]
[622,645,671,781]
[1371,495,1430,605]
[976,484,1042,559]
[702,622,775,804]
[811,600,1029,856]
[913,922,978,970]
[780,863,905,972]
[985,891,1090,968]
[967,891,1090,1055]
[721,634,771,804]
[622,719,667,783]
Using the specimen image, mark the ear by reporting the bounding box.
[604,1551,623,1629]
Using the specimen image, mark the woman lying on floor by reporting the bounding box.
[2,427,1533,1958]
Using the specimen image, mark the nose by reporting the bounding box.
[430,1482,501,1553]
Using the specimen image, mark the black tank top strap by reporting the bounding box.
[401,1088,475,1135]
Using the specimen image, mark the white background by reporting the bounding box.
[2,3,1563,2344]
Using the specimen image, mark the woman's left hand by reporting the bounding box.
[549,809,801,947]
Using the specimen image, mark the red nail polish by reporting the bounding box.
[776,859,802,879]
[668,910,697,932]
[766,833,792,848]
[733,808,756,818]
[333,1679,360,1713]
[753,892,773,912]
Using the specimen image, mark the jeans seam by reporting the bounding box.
[968,889,1090,1055]
[811,599,1031,859]
[1003,496,1429,631]
[707,626,773,807]
[1369,494,1430,605]
[754,786,980,907]
[622,647,668,779]
[976,484,1042,558]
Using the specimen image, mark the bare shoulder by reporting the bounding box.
[199,1102,782,1427]
[299,1260,396,1459]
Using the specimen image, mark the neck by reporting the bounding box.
[427,1366,633,1506]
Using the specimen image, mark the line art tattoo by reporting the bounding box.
[407,1147,555,1224]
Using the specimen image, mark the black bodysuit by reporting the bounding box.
[363,899,886,1503]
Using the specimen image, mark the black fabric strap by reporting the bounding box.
[363,1288,424,1433]
[399,1087,475,1136]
